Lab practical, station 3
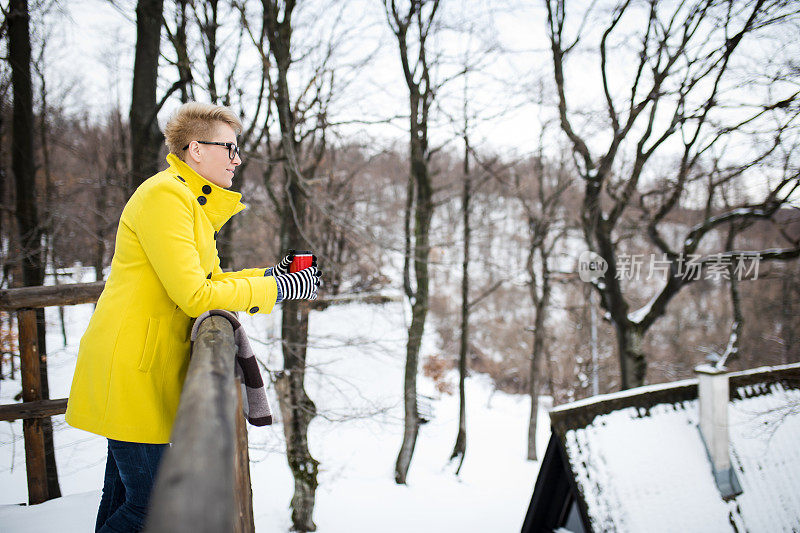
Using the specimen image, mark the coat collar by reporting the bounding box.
[165,153,246,231]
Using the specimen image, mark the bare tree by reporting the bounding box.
[450,108,472,474]
[80,109,130,284]
[194,0,220,104]
[512,145,572,460]
[383,0,442,485]
[32,9,70,346]
[8,0,60,500]
[545,0,800,389]
[163,0,194,103]
[261,1,326,530]
[442,15,505,475]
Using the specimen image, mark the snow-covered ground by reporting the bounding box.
[0,284,547,532]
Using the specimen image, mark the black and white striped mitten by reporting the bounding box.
[274,266,322,301]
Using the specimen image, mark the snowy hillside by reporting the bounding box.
[0,285,548,532]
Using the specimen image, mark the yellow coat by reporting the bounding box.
[65,154,278,443]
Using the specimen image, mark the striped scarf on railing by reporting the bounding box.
[190,310,273,426]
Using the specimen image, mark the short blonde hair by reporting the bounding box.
[164,102,243,159]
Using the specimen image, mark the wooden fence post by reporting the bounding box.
[18,308,48,504]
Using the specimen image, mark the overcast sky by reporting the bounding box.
[29,0,799,204]
[37,1,558,155]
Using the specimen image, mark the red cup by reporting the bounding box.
[289,251,313,273]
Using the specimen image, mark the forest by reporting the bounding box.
[1,0,799,531]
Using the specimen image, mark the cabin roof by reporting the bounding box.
[545,363,800,532]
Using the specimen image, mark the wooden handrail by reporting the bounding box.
[0,281,105,311]
[0,281,396,312]
[0,399,67,422]
[143,315,254,533]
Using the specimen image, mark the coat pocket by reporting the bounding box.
[137,317,161,372]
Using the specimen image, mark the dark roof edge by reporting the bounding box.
[550,362,800,434]
[522,432,594,533]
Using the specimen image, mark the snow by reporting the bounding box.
[723,361,800,378]
[626,293,658,324]
[0,293,549,532]
[695,363,725,374]
[0,491,99,532]
[560,377,800,532]
[551,377,696,413]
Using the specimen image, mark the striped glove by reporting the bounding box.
[274,266,322,301]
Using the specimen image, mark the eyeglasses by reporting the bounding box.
[183,141,241,161]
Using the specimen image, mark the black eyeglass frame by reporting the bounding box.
[182,141,241,161]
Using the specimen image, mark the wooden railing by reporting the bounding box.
[0,281,104,505]
[144,315,254,532]
[0,283,254,532]
[0,281,105,310]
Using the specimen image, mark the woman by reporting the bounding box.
[65,102,321,532]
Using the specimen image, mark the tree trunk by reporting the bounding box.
[781,266,798,364]
[9,0,41,288]
[198,0,220,104]
[277,177,318,532]
[9,0,60,500]
[402,173,414,300]
[94,156,109,282]
[175,0,193,103]
[526,241,552,461]
[37,60,67,349]
[275,307,318,533]
[616,324,647,389]
[450,135,470,473]
[527,280,550,461]
[129,0,164,197]
[389,0,440,484]
[395,128,433,485]
[0,91,6,285]
[264,2,319,529]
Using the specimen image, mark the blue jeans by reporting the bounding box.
[95,439,168,533]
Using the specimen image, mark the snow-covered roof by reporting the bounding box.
[549,363,800,532]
